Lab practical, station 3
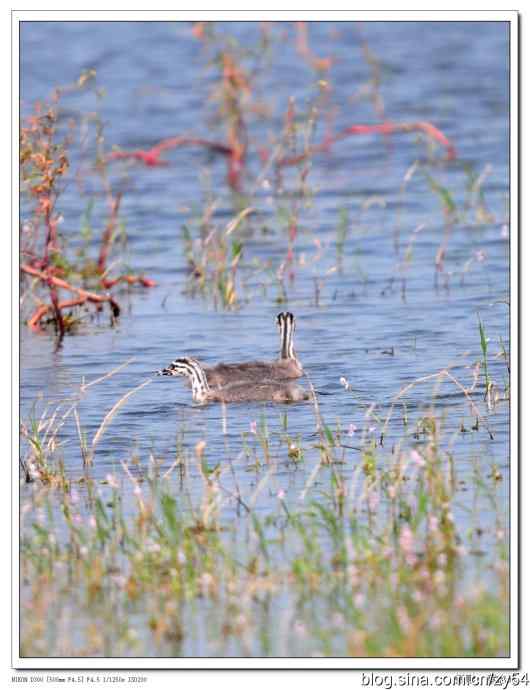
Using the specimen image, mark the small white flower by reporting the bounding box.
[106,473,119,489]
[429,611,443,630]
[437,553,448,567]
[354,592,365,608]
[111,574,128,589]
[332,612,344,627]
[410,449,425,467]
[367,491,379,512]
[412,589,424,603]
[428,516,439,532]
[434,570,446,586]
[294,620,307,637]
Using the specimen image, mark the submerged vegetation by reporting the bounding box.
[19,21,510,659]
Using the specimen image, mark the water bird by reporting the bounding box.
[203,311,304,386]
[156,357,309,404]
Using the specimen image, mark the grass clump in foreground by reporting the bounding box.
[20,405,508,658]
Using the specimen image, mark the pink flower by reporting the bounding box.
[367,491,379,512]
[419,567,430,581]
[399,526,415,555]
[354,592,365,608]
[294,621,307,637]
[348,424,357,436]
[410,449,425,467]
[429,611,443,630]
[428,516,439,532]
[106,473,119,489]
[249,421,257,434]
[397,606,412,634]
[332,612,344,627]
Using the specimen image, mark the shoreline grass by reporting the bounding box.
[19,349,509,658]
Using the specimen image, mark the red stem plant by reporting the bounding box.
[99,23,457,310]
[105,23,456,194]
[20,80,155,343]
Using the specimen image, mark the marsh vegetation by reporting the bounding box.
[20,21,510,658]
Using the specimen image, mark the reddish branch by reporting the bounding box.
[46,276,65,339]
[107,137,233,167]
[107,135,241,189]
[100,275,157,289]
[337,122,456,158]
[295,22,334,72]
[42,198,58,268]
[95,191,157,288]
[28,297,93,332]
[107,119,454,194]
[278,120,456,167]
[22,263,121,332]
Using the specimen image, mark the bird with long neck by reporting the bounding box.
[156,357,309,404]
[201,311,303,386]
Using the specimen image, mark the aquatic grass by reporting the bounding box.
[182,205,255,309]
[20,407,508,657]
[463,163,495,225]
[335,207,350,271]
[475,314,508,412]
[478,312,491,392]
[396,223,425,299]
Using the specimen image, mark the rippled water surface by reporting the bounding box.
[20,20,510,657]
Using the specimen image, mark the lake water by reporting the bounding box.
[19,20,510,657]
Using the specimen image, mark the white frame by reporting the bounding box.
[11,10,519,672]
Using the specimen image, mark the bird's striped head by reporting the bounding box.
[156,357,210,403]
[277,311,296,361]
